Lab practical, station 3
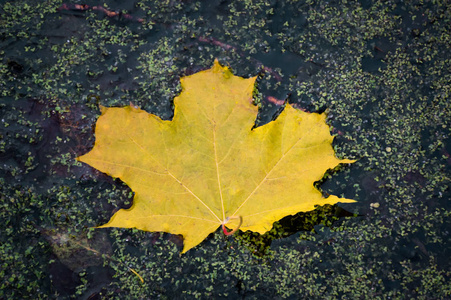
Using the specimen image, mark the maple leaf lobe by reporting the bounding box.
[77,59,356,253]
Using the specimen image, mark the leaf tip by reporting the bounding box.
[212,58,232,76]
[340,158,358,165]
[99,105,107,114]
[128,101,140,110]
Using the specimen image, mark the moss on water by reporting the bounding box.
[0,0,450,298]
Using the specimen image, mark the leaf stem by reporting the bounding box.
[222,216,243,236]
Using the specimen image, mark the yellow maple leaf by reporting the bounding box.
[77,59,356,253]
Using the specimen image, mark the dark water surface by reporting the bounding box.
[1,0,450,298]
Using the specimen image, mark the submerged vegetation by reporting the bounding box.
[0,0,450,298]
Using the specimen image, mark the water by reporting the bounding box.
[1,0,450,298]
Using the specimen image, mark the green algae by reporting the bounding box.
[0,0,450,298]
